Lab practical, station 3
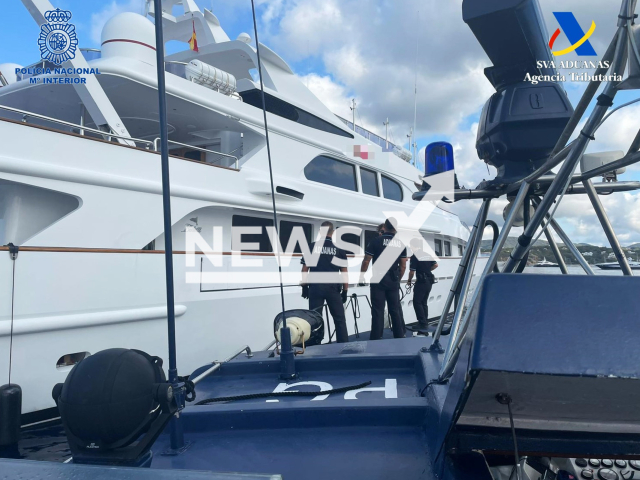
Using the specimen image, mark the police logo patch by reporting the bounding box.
[38,9,78,65]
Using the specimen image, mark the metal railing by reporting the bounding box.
[0,104,242,168]
[191,345,254,385]
[0,104,153,148]
[153,138,240,169]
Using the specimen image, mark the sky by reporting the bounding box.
[1,0,640,246]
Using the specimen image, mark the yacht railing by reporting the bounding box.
[0,104,154,148]
[336,115,398,152]
[153,138,240,169]
[0,105,242,169]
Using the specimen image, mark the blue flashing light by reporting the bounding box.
[425,142,455,177]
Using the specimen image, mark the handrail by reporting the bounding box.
[191,345,253,385]
[0,104,153,148]
[153,137,239,169]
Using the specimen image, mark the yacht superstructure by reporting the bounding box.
[0,0,480,417]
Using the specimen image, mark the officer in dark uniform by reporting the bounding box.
[407,238,438,331]
[359,218,407,340]
[301,221,349,343]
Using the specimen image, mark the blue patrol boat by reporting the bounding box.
[3,0,640,479]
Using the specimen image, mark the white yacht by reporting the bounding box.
[0,0,483,418]
[533,258,559,268]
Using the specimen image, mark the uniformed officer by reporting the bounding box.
[407,238,438,331]
[300,221,350,343]
[359,218,407,340]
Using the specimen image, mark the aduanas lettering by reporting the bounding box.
[314,246,337,255]
[383,239,403,248]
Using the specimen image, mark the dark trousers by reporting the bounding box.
[413,280,433,327]
[309,284,348,343]
[370,283,405,340]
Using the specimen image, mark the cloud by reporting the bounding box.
[90,0,145,45]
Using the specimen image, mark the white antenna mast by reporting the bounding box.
[350,99,357,132]
[412,10,420,166]
[383,118,389,149]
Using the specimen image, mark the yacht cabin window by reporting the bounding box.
[304,156,358,192]
[458,245,464,256]
[434,239,443,257]
[232,215,274,253]
[239,89,354,138]
[444,241,452,257]
[360,168,379,196]
[381,175,403,202]
[336,230,361,253]
[280,220,313,254]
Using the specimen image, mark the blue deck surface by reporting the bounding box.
[151,337,439,480]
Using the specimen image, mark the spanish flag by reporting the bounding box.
[188,21,199,52]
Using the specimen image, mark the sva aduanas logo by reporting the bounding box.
[549,12,597,57]
[38,9,78,65]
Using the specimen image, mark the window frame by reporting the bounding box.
[360,166,380,197]
[381,174,404,202]
[279,220,313,254]
[239,89,354,138]
[304,155,358,192]
[434,239,443,257]
[444,240,452,257]
[231,215,274,253]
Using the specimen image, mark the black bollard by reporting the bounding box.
[0,384,22,457]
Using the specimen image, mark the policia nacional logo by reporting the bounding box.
[38,9,78,65]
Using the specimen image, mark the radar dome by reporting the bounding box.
[237,33,251,44]
[101,12,156,66]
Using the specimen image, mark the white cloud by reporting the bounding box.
[90,0,145,45]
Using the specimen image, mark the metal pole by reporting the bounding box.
[152,0,183,451]
[543,229,569,274]
[547,217,594,275]
[437,198,490,362]
[431,200,489,351]
[384,118,389,149]
[79,104,85,136]
[503,17,629,273]
[582,179,633,275]
[439,183,530,380]
[351,99,356,131]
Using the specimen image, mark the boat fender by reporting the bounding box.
[0,384,21,455]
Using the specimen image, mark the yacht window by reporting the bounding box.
[240,89,354,138]
[364,230,380,251]
[280,220,313,254]
[381,175,403,202]
[458,244,463,256]
[434,239,443,257]
[444,241,452,257]
[232,215,273,253]
[337,230,361,252]
[304,156,357,192]
[360,168,379,197]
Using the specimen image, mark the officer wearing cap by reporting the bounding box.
[301,221,350,343]
[407,238,438,331]
[359,218,407,340]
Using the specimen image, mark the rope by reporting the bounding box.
[8,244,17,384]
[195,381,372,405]
[250,0,288,325]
